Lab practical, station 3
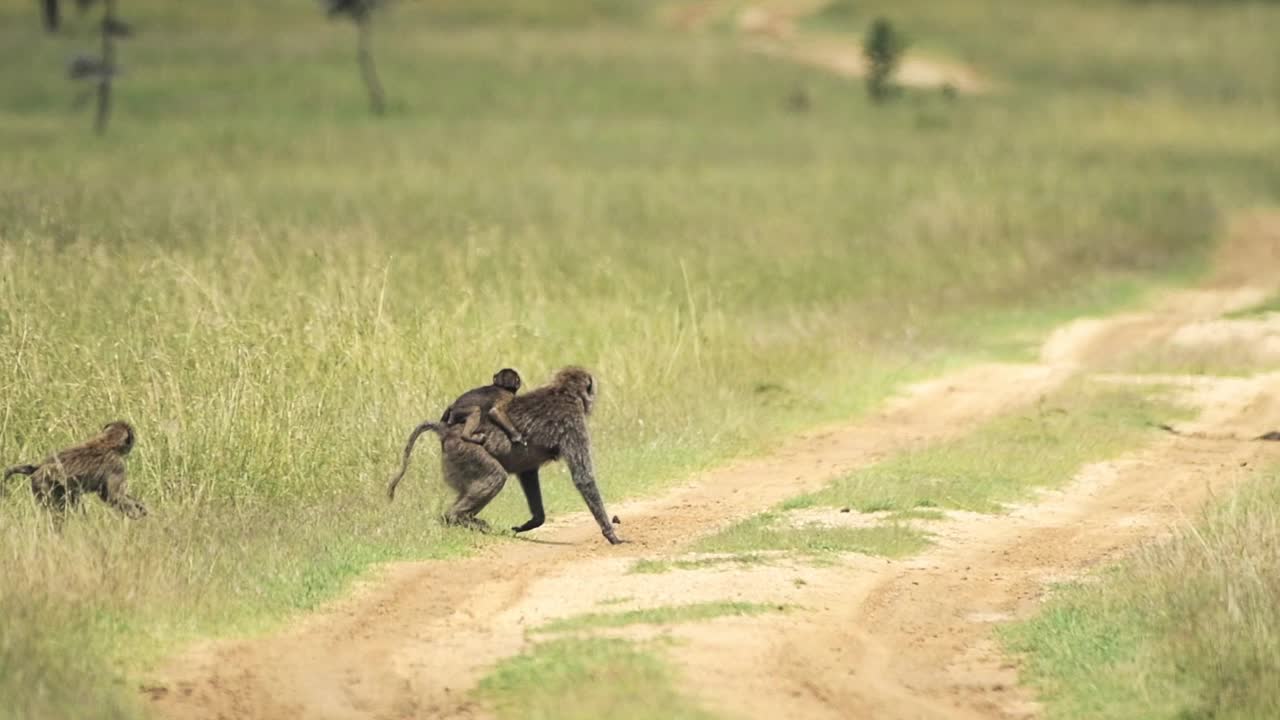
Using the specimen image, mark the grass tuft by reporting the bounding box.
[477,637,719,720]
[629,554,772,574]
[536,601,784,634]
[696,513,929,557]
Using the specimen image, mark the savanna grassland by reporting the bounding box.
[1,1,1278,718]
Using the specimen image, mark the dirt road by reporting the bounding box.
[146,212,1280,720]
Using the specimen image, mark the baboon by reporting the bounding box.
[3,421,147,520]
[388,367,622,545]
[385,368,523,500]
[441,368,525,446]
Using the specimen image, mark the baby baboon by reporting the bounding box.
[389,366,622,545]
[3,421,147,520]
[386,368,524,501]
[441,368,525,446]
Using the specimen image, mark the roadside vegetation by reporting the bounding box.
[1005,467,1280,720]
[479,637,718,720]
[1,0,1277,718]
[536,601,782,635]
[694,382,1189,558]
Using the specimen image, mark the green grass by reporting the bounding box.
[537,601,783,634]
[885,508,947,521]
[477,637,719,720]
[698,381,1189,556]
[630,553,772,574]
[696,513,930,557]
[1004,467,1280,720]
[1,0,1278,716]
[790,381,1189,514]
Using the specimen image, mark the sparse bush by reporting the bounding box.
[65,0,131,134]
[323,0,388,114]
[1007,474,1280,719]
[863,17,905,103]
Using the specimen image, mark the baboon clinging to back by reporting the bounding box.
[388,366,622,545]
[386,368,524,500]
[440,367,526,446]
[3,420,147,520]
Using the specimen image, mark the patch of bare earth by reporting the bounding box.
[746,35,990,94]
[147,211,1280,720]
[660,1,990,93]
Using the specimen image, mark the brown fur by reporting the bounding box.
[440,368,525,446]
[388,366,622,545]
[3,421,147,522]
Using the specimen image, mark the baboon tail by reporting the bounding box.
[2,464,38,496]
[4,464,37,481]
[386,421,446,501]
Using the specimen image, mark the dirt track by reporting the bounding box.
[145,212,1280,719]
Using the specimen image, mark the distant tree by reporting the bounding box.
[41,0,60,32]
[863,18,906,103]
[67,0,131,134]
[323,0,388,115]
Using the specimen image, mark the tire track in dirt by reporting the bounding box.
[146,211,1280,720]
[676,372,1280,720]
[144,361,1074,720]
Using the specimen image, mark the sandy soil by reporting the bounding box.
[665,1,991,93]
[142,212,1280,720]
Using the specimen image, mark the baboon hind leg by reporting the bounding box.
[31,475,73,531]
[459,407,487,444]
[441,442,508,528]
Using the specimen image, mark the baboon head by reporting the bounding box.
[492,368,522,393]
[101,421,136,455]
[554,366,597,415]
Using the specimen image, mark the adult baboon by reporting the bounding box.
[388,367,622,545]
[3,420,147,520]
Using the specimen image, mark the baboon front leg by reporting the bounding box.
[511,469,545,533]
[487,406,525,446]
[105,490,148,519]
[101,473,147,519]
[563,444,622,545]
